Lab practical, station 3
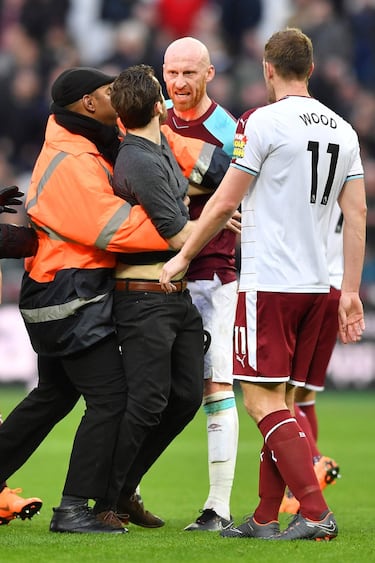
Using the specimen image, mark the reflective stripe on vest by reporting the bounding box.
[20,292,108,323]
[189,142,215,186]
[93,156,134,248]
[26,152,69,212]
[97,159,113,186]
[95,204,132,249]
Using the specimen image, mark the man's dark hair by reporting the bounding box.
[111,64,162,129]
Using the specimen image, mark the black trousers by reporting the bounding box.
[105,288,204,507]
[0,333,127,500]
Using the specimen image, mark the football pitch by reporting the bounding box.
[0,385,374,562]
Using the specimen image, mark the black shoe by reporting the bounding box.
[117,492,164,528]
[184,509,233,532]
[272,511,338,541]
[221,514,280,539]
[50,505,126,534]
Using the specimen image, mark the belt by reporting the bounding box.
[115,279,188,293]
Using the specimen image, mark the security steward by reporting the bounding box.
[0,67,168,534]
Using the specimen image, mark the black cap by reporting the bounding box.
[51,67,117,107]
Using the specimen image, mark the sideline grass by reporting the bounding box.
[0,385,374,562]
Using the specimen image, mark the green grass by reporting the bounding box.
[0,385,374,562]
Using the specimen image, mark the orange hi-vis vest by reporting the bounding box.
[25,116,168,283]
[162,124,230,189]
[20,116,168,356]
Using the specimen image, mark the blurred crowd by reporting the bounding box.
[1,0,375,305]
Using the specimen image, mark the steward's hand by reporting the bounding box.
[0,186,24,214]
[0,224,38,258]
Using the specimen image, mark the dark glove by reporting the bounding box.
[0,224,38,258]
[0,185,24,214]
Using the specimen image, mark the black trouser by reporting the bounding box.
[105,288,204,507]
[0,334,127,500]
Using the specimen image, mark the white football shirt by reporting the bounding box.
[231,96,364,293]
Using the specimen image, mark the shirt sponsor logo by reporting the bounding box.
[233,134,247,160]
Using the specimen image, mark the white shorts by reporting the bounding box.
[188,275,238,383]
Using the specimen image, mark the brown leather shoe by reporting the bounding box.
[117,493,165,528]
[96,510,128,532]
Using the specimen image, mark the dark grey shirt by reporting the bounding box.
[113,132,189,265]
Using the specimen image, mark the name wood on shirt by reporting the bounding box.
[299,113,337,128]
